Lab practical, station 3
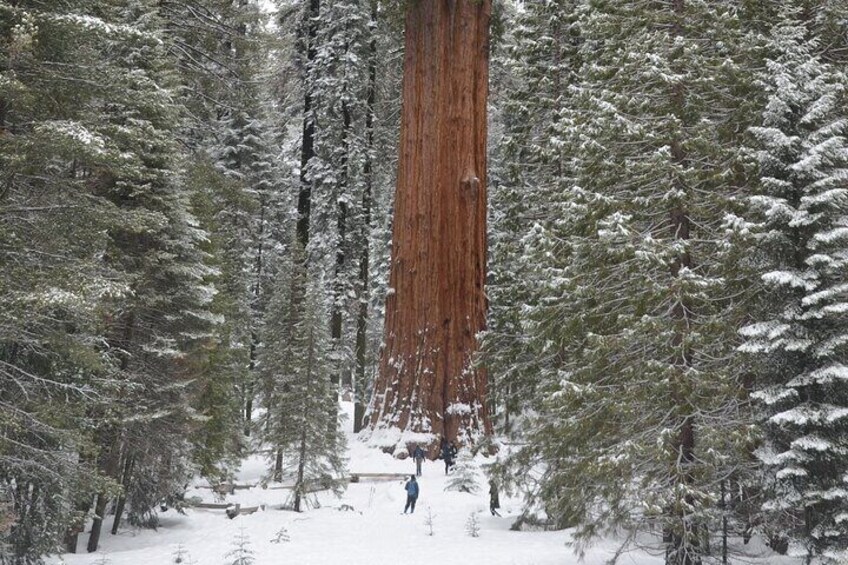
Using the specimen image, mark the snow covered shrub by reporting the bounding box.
[270,527,290,543]
[172,544,189,563]
[444,448,480,493]
[466,512,481,537]
[424,506,436,536]
[225,528,255,565]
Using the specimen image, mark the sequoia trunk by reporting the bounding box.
[368,0,492,451]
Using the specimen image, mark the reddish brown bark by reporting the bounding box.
[368,0,492,452]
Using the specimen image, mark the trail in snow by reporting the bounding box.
[49,404,791,565]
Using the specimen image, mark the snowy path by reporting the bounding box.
[50,406,790,565]
[54,447,616,565]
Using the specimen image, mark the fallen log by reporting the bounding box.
[226,504,266,519]
[196,483,255,494]
[349,473,410,483]
[188,501,231,510]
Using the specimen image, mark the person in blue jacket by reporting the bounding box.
[403,475,419,514]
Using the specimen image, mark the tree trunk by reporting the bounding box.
[332,96,351,394]
[86,493,109,553]
[720,480,728,565]
[296,0,320,249]
[328,101,349,421]
[63,499,89,554]
[245,199,267,437]
[89,314,133,552]
[63,454,94,553]
[368,0,493,452]
[294,327,316,513]
[666,1,698,564]
[111,454,135,535]
[273,448,284,483]
[88,434,121,553]
[353,6,377,434]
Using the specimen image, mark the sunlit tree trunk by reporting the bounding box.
[368,0,493,452]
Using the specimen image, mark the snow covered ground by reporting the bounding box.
[49,404,796,565]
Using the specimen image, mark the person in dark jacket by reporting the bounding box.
[413,445,425,477]
[441,440,456,474]
[489,479,501,516]
[403,475,419,514]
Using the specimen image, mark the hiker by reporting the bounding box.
[489,479,501,517]
[441,440,455,475]
[413,444,425,477]
[403,475,419,514]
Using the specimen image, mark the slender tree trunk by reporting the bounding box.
[245,200,267,436]
[369,0,493,452]
[87,493,109,553]
[720,480,728,565]
[88,436,121,552]
[297,0,320,249]
[666,1,698,564]
[89,312,134,552]
[294,327,316,513]
[273,449,284,482]
[63,453,93,553]
[63,499,90,553]
[111,454,135,535]
[353,6,377,434]
[333,93,351,393]
[329,99,350,413]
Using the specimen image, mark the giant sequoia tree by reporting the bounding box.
[367,0,493,452]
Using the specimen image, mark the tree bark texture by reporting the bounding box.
[666,1,699,564]
[353,10,376,434]
[369,0,493,451]
[296,0,320,249]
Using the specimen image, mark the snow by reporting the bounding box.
[49,403,793,565]
[445,402,472,416]
[776,467,809,479]
[787,364,848,387]
[751,386,798,406]
[812,227,848,246]
[761,270,808,290]
[772,405,848,426]
[364,425,436,456]
[36,121,107,154]
[790,435,833,452]
[52,13,158,40]
[802,282,848,307]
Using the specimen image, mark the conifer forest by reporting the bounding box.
[2,0,848,564]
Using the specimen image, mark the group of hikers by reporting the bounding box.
[410,437,458,477]
[402,438,500,517]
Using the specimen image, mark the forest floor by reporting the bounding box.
[50,403,795,565]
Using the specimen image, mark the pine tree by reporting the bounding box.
[484,0,576,435]
[739,12,848,563]
[210,2,280,436]
[465,512,481,538]
[445,448,480,494]
[224,528,255,565]
[490,1,762,562]
[306,0,373,404]
[424,506,436,537]
[69,0,220,548]
[260,240,346,511]
[0,0,176,557]
[172,544,191,564]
